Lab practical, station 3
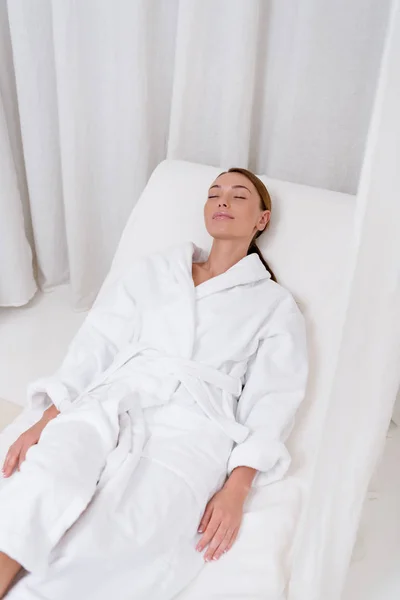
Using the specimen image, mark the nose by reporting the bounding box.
[218,194,230,208]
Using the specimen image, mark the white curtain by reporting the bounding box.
[290,1,400,597]
[0,0,391,309]
[0,1,36,306]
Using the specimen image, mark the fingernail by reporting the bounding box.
[198,528,203,533]
[213,556,218,561]
[196,546,201,552]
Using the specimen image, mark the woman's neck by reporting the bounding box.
[202,239,249,277]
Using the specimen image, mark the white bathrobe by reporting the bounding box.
[0,242,308,600]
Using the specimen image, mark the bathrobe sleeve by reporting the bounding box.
[227,293,308,487]
[27,272,138,412]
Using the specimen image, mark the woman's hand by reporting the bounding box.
[196,466,257,562]
[2,404,59,478]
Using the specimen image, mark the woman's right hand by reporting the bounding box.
[2,405,59,478]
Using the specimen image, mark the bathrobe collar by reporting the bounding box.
[177,241,271,300]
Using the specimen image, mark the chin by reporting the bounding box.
[206,229,236,242]
[205,223,236,240]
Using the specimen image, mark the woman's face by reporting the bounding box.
[204,172,270,244]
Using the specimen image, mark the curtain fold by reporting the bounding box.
[167,0,261,166]
[0,1,36,306]
[289,1,400,597]
[0,95,36,306]
[7,0,69,292]
[1,0,392,308]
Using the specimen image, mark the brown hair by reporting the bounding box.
[219,167,277,282]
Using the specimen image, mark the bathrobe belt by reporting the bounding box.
[31,344,250,444]
[87,343,250,444]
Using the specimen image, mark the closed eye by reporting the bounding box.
[234,196,247,199]
[208,195,218,199]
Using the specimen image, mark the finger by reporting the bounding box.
[2,451,11,474]
[2,447,20,478]
[2,442,16,469]
[203,524,229,562]
[198,503,213,534]
[210,527,236,561]
[6,451,20,477]
[18,443,32,471]
[2,444,16,473]
[224,528,239,553]
[196,516,220,553]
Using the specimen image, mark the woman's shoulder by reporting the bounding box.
[261,276,301,312]
[255,278,306,339]
[140,240,194,264]
[119,241,192,273]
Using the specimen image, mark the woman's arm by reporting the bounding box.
[196,294,308,561]
[227,294,308,486]
[224,465,257,496]
[28,272,138,413]
[3,273,139,477]
[2,404,61,477]
[42,404,60,421]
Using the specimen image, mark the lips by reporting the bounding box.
[212,212,234,220]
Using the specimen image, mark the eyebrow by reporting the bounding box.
[209,184,251,193]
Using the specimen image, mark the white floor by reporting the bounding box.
[0,286,86,408]
[342,421,400,600]
[0,287,399,599]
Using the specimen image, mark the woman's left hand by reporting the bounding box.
[195,485,246,562]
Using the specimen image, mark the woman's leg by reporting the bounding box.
[6,458,206,600]
[0,409,44,596]
[0,552,21,598]
[0,397,120,577]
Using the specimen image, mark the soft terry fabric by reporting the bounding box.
[0,242,307,600]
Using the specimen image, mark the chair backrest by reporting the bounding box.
[113,159,354,312]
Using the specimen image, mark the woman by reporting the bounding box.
[0,168,308,599]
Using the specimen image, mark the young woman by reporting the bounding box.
[0,168,308,599]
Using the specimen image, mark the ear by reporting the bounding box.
[257,210,271,231]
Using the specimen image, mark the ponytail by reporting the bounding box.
[247,239,277,282]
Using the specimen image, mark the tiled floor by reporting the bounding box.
[0,287,399,599]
